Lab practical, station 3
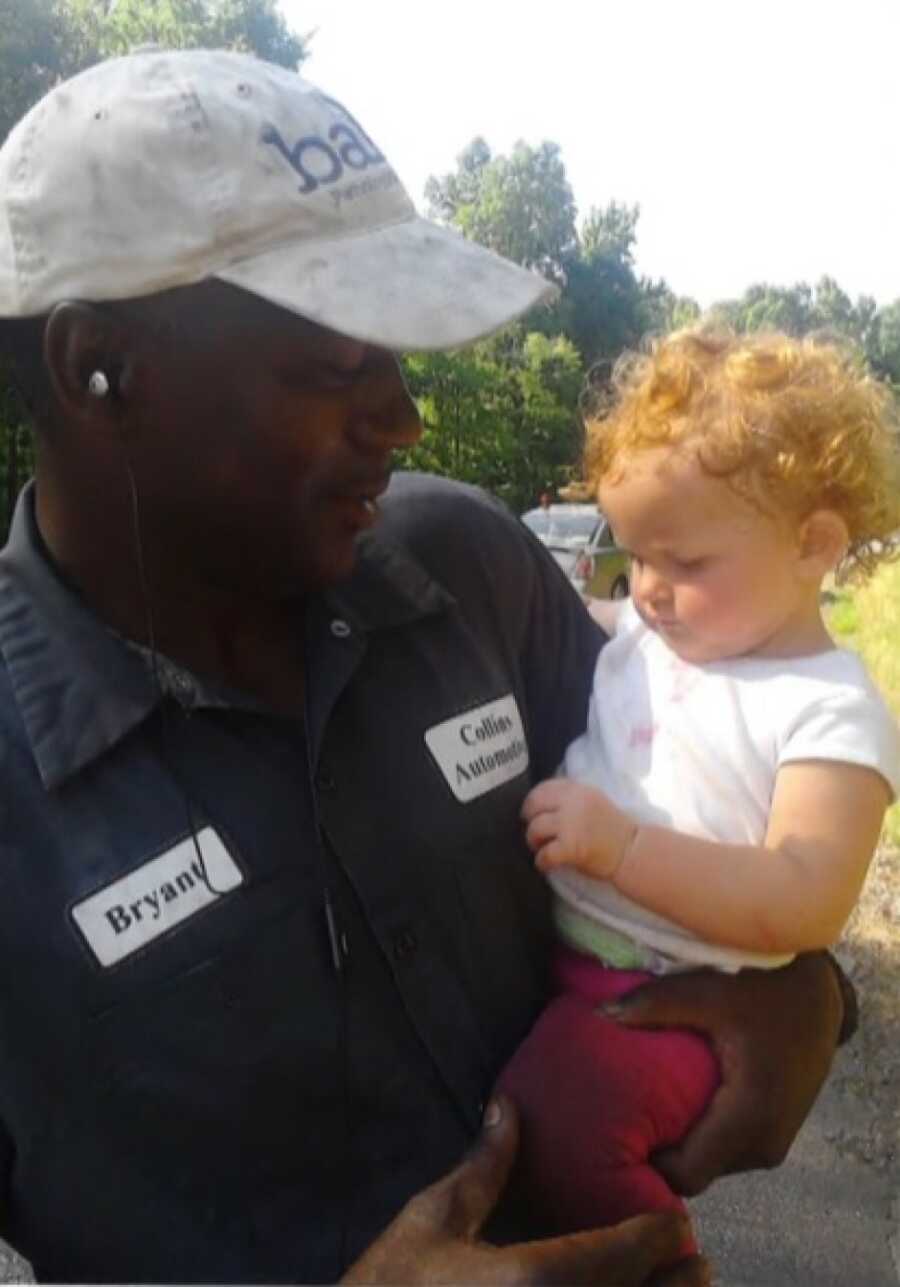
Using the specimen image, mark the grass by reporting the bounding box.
[824,561,900,847]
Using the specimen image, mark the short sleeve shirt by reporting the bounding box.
[552,597,900,972]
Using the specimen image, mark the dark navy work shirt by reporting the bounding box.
[0,473,602,1282]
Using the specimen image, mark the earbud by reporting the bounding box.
[88,370,110,398]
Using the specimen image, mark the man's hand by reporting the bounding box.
[602,952,845,1195]
[342,1097,709,1285]
[522,778,636,879]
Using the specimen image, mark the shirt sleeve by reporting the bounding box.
[779,682,900,799]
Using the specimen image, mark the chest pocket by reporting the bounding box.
[81,891,339,1178]
[421,695,550,1069]
[318,681,550,1088]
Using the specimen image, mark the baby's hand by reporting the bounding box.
[521,779,637,879]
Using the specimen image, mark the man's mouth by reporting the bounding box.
[356,476,390,511]
[332,476,391,528]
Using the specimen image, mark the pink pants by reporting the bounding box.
[496,946,720,1249]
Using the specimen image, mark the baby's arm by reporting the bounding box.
[522,762,890,954]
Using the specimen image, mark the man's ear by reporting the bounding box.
[797,509,849,578]
[43,301,133,421]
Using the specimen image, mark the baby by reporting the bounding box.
[499,328,900,1244]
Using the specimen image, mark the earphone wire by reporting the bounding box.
[124,459,229,897]
[300,624,352,1271]
[128,455,352,1266]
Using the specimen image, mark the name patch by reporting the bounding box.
[71,828,244,967]
[425,695,529,803]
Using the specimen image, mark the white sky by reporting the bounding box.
[281,0,900,308]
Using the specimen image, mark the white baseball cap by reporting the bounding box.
[0,47,557,349]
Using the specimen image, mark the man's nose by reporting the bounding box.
[348,350,422,451]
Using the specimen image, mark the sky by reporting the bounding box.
[280,0,900,309]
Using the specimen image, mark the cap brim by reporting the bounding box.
[215,216,558,351]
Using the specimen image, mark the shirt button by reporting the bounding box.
[316,766,336,793]
[171,672,194,701]
[330,618,351,639]
[391,927,418,962]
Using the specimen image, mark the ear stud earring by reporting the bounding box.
[88,370,110,398]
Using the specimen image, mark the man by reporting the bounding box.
[0,49,848,1283]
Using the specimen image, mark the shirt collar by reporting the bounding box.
[325,524,454,633]
[0,482,453,791]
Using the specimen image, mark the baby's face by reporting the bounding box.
[599,448,820,664]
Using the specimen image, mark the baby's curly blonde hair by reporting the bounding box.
[585,328,900,578]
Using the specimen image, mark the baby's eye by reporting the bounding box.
[673,556,708,573]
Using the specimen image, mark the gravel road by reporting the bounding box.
[693,841,899,1285]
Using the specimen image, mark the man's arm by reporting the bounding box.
[345,958,854,1284]
[603,952,849,1195]
[343,1097,710,1285]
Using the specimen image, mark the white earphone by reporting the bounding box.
[88,370,110,398]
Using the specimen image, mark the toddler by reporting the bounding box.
[498,329,900,1245]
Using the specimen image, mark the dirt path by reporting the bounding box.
[693,841,900,1285]
[830,842,899,1185]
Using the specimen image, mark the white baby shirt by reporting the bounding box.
[551,599,900,972]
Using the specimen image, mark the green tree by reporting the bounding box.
[543,204,680,369]
[402,329,583,514]
[423,137,492,225]
[426,139,577,284]
[401,348,496,483]
[69,0,307,67]
[707,277,881,351]
[0,0,63,142]
[646,286,701,334]
[580,201,639,264]
[0,361,31,531]
[810,276,877,350]
[421,142,680,498]
[865,299,900,387]
[707,283,815,335]
[1,0,307,143]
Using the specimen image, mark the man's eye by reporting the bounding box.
[318,368,356,390]
[280,364,356,392]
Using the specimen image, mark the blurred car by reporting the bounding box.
[521,503,630,599]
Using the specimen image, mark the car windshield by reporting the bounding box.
[522,507,607,549]
[522,511,552,537]
[543,513,598,547]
